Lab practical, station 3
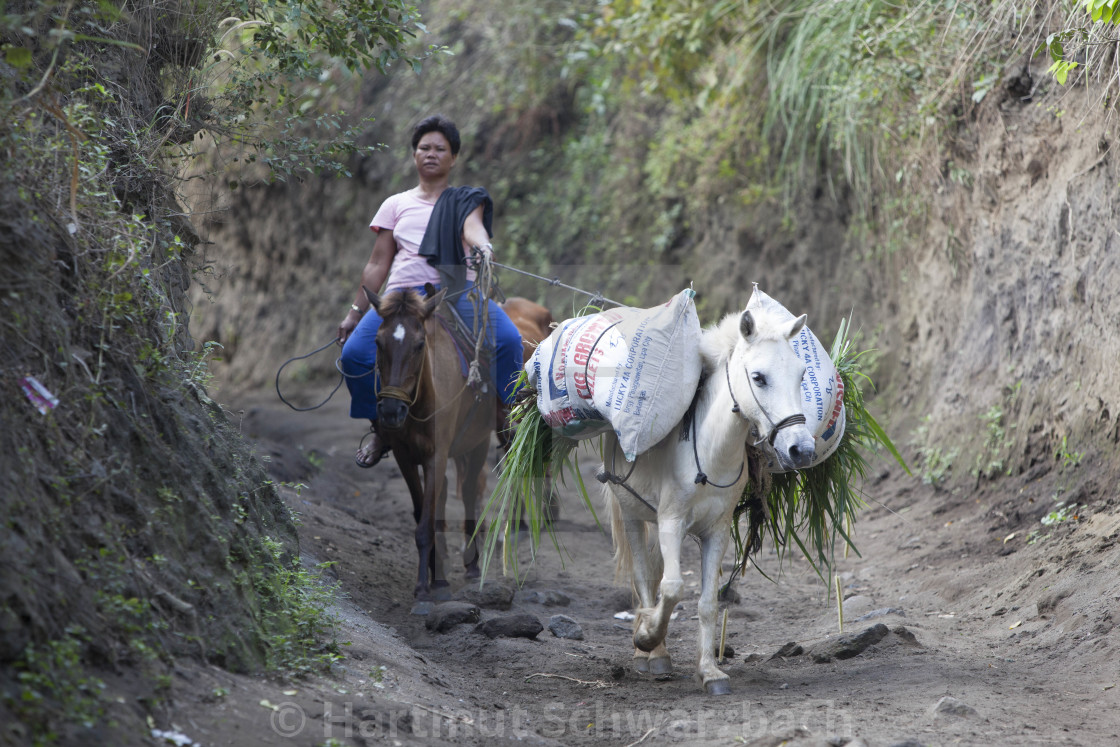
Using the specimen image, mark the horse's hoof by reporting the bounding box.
[649,657,673,676]
[410,600,435,616]
[464,566,481,580]
[633,657,650,674]
[704,678,732,696]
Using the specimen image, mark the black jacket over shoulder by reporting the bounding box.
[417,185,493,297]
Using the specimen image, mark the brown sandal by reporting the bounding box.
[355,428,390,468]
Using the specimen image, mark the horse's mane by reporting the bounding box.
[378,288,428,319]
[698,306,786,374]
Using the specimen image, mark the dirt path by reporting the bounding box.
[161,386,1120,747]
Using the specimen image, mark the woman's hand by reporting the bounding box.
[338,308,362,345]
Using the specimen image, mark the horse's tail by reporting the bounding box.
[605,484,633,584]
[605,482,662,600]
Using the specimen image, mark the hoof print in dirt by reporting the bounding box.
[769,642,804,660]
[425,602,482,633]
[714,643,734,659]
[809,623,889,663]
[547,614,584,640]
[928,696,980,720]
[518,589,572,607]
[476,613,543,640]
[453,581,515,610]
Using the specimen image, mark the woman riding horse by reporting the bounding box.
[337,115,523,467]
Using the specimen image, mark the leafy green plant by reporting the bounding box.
[1029,499,1085,544]
[252,537,344,676]
[911,416,959,487]
[7,627,106,746]
[477,372,588,581]
[1038,0,1120,85]
[973,404,1012,479]
[1041,501,1082,526]
[1055,435,1083,471]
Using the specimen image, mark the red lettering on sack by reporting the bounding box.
[573,339,594,366]
[543,407,575,428]
[573,371,591,400]
[826,377,845,429]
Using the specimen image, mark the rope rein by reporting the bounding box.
[275,337,346,411]
[489,260,624,308]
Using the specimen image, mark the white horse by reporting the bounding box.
[602,303,815,695]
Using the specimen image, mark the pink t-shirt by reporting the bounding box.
[369,188,475,290]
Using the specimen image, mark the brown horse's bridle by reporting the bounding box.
[375,336,428,408]
[375,326,474,424]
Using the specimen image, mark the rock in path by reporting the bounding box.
[476,613,543,640]
[548,614,584,640]
[425,602,481,633]
[770,641,804,660]
[856,607,907,622]
[453,580,515,610]
[929,696,980,720]
[809,623,890,663]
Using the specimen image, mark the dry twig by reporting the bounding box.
[525,673,616,689]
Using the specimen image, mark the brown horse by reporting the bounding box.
[500,297,555,362]
[363,286,494,601]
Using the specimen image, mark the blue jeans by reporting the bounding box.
[340,284,524,420]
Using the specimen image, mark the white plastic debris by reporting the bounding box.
[151,729,200,747]
[19,376,59,415]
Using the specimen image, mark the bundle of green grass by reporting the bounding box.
[478,315,906,582]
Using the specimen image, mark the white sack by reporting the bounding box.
[526,288,702,461]
[747,287,846,472]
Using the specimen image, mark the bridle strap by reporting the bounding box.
[689,393,744,488]
[725,358,807,447]
[376,333,429,408]
[376,324,476,423]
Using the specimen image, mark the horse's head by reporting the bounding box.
[720,306,816,471]
[363,286,447,429]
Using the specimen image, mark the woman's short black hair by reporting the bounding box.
[411,115,461,156]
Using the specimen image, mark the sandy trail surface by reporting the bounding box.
[162,385,1120,746]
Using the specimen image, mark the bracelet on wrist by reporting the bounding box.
[350,304,363,315]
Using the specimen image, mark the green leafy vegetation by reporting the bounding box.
[1040,0,1120,85]
[1,0,427,740]
[478,373,587,582]
[6,628,105,747]
[1028,499,1085,544]
[1056,435,1084,471]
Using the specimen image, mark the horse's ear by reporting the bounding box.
[422,288,447,319]
[786,314,807,340]
[362,285,380,314]
[739,310,755,340]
